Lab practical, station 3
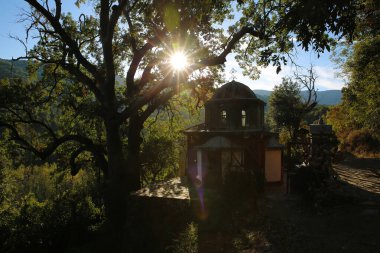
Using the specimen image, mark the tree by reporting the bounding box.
[1,0,361,229]
[339,36,379,129]
[304,105,330,124]
[327,0,380,154]
[327,35,380,154]
[0,163,104,253]
[268,69,317,141]
[140,94,202,186]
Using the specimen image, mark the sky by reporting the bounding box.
[0,0,344,91]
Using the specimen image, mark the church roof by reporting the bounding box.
[211,80,257,100]
[196,136,242,149]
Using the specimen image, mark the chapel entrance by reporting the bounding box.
[205,151,222,188]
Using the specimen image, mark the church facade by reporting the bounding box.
[183,81,283,190]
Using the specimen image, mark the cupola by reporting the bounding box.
[205,81,266,130]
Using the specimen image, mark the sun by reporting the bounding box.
[170,52,188,71]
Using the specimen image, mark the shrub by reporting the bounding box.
[344,129,380,155]
[141,136,178,186]
[169,222,198,253]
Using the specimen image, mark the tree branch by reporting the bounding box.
[9,106,58,141]
[295,66,318,113]
[69,145,108,176]
[54,0,61,20]
[11,54,104,105]
[25,0,99,77]
[99,0,119,107]
[123,0,139,52]
[0,120,103,161]
[126,36,161,96]
[61,62,105,105]
[119,73,174,123]
[189,25,261,70]
[70,146,88,176]
[138,89,175,125]
[139,58,159,87]
[109,0,128,41]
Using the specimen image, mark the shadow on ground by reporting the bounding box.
[193,157,380,253]
[76,157,380,253]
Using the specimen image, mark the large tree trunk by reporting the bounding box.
[125,117,143,191]
[104,120,129,230]
[103,117,143,231]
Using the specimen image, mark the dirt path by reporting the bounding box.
[255,157,380,253]
[334,157,380,195]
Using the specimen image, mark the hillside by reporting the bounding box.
[0,59,28,79]
[254,89,342,105]
[311,90,342,105]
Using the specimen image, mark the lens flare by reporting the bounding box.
[170,52,188,70]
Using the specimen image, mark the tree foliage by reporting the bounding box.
[341,36,380,131]
[327,0,380,155]
[0,64,107,175]
[140,94,202,186]
[304,105,330,124]
[268,69,317,141]
[0,164,104,253]
[268,78,303,134]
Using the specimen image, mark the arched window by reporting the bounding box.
[221,110,227,125]
[241,110,246,127]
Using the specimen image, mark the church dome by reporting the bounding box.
[212,81,256,100]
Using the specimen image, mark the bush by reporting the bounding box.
[344,129,380,155]
[141,136,178,185]
[292,164,338,206]
[169,222,198,253]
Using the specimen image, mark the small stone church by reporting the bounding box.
[183,81,283,190]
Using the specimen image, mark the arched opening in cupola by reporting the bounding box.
[241,110,246,127]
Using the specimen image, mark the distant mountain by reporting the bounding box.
[310,90,342,105]
[253,89,342,105]
[253,89,272,97]
[0,59,28,79]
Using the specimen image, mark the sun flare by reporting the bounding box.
[170,52,188,71]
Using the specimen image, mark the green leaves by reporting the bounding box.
[75,0,86,8]
[140,93,202,185]
[328,34,380,154]
[332,0,380,146]
[0,164,104,252]
[268,73,317,141]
